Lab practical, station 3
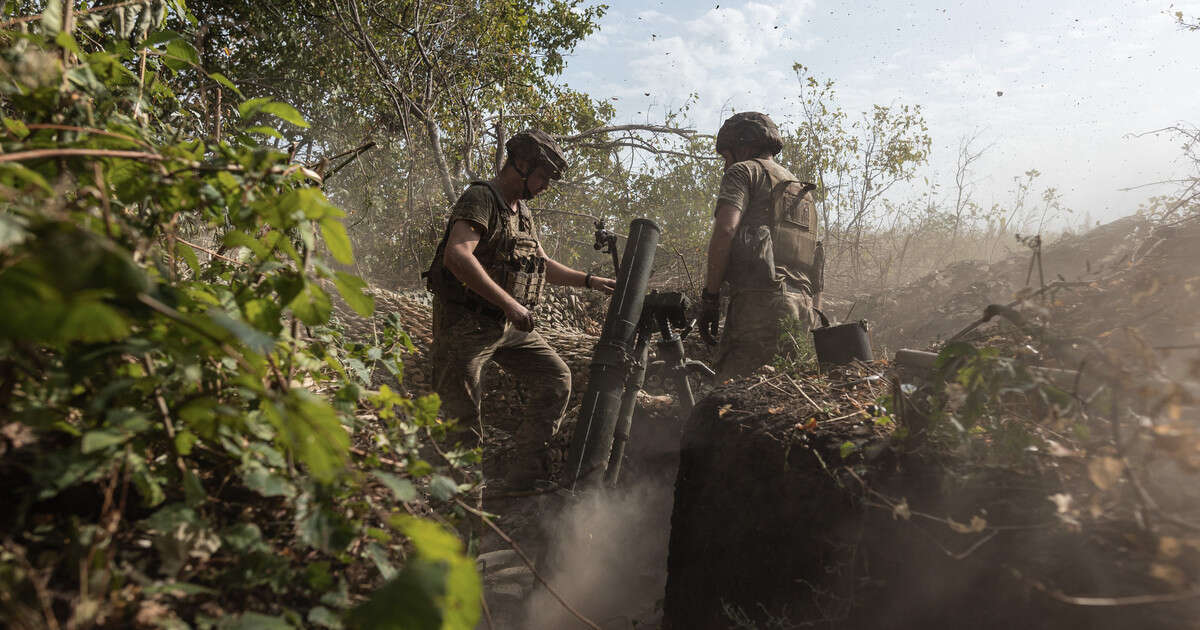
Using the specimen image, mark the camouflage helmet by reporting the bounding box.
[505,129,568,180]
[715,112,783,156]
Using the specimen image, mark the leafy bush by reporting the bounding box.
[1,8,476,629]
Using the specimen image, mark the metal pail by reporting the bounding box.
[810,308,873,371]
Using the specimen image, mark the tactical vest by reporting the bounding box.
[423,181,547,310]
[728,158,823,294]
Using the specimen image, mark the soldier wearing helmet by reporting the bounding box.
[423,129,614,490]
[698,112,824,380]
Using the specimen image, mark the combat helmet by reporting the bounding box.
[505,129,568,180]
[715,112,783,156]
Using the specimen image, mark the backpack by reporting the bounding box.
[731,159,823,292]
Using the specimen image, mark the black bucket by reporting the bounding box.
[811,308,873,371]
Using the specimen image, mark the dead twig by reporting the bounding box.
[1012,567,1200,606]
[556,123,696,142]
[175,237,243,266]
[349,446,408,473]
[0,148,165,164]
[747,375,783,391]
[454,499,603,630]
[784,374,822,410]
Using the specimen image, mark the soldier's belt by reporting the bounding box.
[448,296,506,321]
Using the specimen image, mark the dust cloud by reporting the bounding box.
[521,475,675,629]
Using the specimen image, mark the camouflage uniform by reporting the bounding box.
[428,183,571,479]
[714,156,820,381]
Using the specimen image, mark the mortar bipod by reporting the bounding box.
[604,291,715,486]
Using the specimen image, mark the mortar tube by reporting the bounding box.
[565,218,661,489]
[604,332,651,486]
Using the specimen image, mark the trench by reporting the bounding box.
[662,388,1200,630]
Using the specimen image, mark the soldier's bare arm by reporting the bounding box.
[539,245,616,294]
[704,202,742,293]
[443,219,534,329]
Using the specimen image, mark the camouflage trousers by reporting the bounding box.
[430,300,571,466]
[716,288,817,381]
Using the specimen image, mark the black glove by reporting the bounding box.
[698,289,721,346]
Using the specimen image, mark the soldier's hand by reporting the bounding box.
[591,276,616,295]
[698,289,721,346]
[504,302,535,332]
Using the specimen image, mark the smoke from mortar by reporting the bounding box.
[521,475,675,629]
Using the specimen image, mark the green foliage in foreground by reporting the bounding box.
[0,14,477,630]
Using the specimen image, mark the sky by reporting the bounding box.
[556,0,1200,225]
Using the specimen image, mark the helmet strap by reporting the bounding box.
[511,160,535,200]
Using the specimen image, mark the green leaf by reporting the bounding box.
[0,213,32,251]
[258,101,309,129]
[54,31,82,55]
[366,542,397,580]
[297,500,355,553]
[226,612,294,630]
[839,441,859,459]
[288,281,332,326]
[280,187,337,220]
[3,117,30,139]
[0,163,52,194]
[132,458,167,507]
[59,301,131,343]
[429,475,459,502]
[81,429,131,454]
[163,38,200,70]
[144,30,183,46]
[41,0,64,36]
[307,562,334,592]
[307,606,342,630]
[239,97,309,129]
[373,471,416,503]
[238,96,272,119]
[263,391,348,484]
[246,125,284,139]
[333,272,373,317]
[175,240,200,274]
[243,461,296,499]
[207,72,243,97]
[351,518,480,630]
[242,298,283,335]
[207,309,275,355]
[223,229,269,259]
[320,218,354,265]
[174,430,198,455]
[222,523,266,553]
[349,563,445,630]
[411,395,441,427]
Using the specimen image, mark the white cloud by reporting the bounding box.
[602,0,820,128]
[560,0,1200,223]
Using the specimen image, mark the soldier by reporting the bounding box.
[423,129,615,489]
[697,112,824,380]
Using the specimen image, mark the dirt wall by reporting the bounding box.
[663,387,1200,629]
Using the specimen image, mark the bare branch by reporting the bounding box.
[574,140,719,161]
[556,124,697,143]
[0,0,145,28]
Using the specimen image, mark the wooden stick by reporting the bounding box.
[455,499,602,630]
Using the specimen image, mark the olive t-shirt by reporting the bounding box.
[447,183,527,267]
[715,159,773,217]
[715,157,815,294]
